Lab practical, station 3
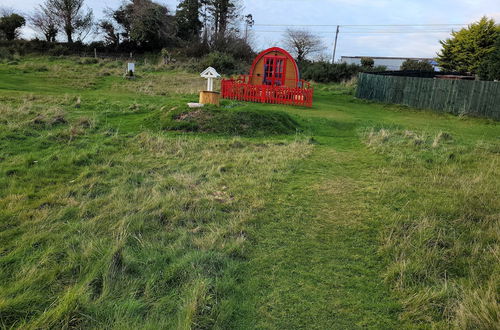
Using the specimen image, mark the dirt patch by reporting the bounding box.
[31,114,68,127]
[175,109,214,122]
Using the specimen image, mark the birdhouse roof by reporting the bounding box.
[200,67,221,78]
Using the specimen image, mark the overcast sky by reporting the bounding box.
[3,0,500,60]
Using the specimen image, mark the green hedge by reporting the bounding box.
[301,61,387,83]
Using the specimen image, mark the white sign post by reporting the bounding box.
[125,62,136,79]
[127,63,135,74]
[200,67,221,92]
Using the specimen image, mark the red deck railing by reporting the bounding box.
[221,75,314,107]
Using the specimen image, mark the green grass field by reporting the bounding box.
[0,57,498,329]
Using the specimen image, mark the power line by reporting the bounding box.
[254,23,467,27]
[250,23,464,63]
[252,30,455,34]
[251,23,463,34]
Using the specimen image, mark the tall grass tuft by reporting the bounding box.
[363,128,499,328]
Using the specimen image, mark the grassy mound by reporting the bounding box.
[158,107,301,136]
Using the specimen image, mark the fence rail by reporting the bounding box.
[221,75,313,107]
[356,73,500,120]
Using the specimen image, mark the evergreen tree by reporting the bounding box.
[208,0,238,40]
[176,0,203,41]
[477,34,500,81]
[437,17,499,73]
[437,37,456,71]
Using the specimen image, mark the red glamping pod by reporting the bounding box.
[221,47,314,107]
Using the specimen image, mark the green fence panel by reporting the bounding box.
[356,73,500,120]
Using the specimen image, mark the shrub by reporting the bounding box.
[301,61,386,83]
[0,47,13,60]
[48,45,70,56]
[361,57,374,68]
[183,41,210,58]
[79,58,99,65]
[366,65,387,72]
[400,59,434,71]
[200,52,238,75]
[302,62,360,83]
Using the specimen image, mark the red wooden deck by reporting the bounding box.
[221,75,313,107]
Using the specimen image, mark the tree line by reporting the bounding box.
[0,3,499,80]
[0,0,253,59]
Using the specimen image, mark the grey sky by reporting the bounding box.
[3,0,499,60]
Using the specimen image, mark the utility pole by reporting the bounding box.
[332,25,340,63]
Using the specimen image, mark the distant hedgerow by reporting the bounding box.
[301,61,386,83]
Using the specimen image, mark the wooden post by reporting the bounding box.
[199,91,220,106]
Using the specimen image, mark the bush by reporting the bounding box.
[361,57,374,68]
[0,47,13,60]
[78,58,99,65]
[301,61,386,83]
[400,59,434,71]
[218,36,255,62]
[302,62,356,83]
[183,41,210,58]
[48,45,70,56]
[302,62,353,83]
[200,52,238,75]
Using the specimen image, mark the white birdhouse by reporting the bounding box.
[200,67,221,92]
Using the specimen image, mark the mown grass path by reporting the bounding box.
[227,90,498,328]
[231,137,402,328]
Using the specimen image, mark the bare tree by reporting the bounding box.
[97,20,120,47]
[44,0,93,43]
[283,29,323,62]
[30,6,58,42]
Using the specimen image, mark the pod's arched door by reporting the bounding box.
[262,55,287,86]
